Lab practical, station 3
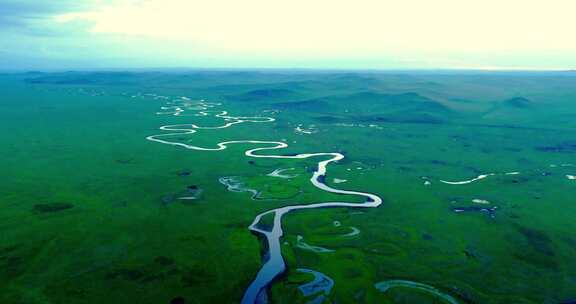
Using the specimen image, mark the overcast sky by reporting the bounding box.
[1,0,575,70]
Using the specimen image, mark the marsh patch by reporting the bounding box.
[535,141,576,153]
[33,203,74,213]
[515,225,555,257]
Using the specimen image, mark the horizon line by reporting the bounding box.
[2,66,575,73]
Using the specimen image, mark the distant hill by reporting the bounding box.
[24,72,145,86]
[274,98,332,110]
[273,91,452,124]
[26,75,96,85]
[224,88,301,102]
[340,91,450,113]
[502,97,532,108]
[272,91,450,113]
[482,96,535,121]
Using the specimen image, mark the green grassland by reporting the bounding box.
[1,70,575,303]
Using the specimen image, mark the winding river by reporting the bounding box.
[146,99,383,304]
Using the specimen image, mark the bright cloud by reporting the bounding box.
[55,0,576,52]
[2,0,576,69]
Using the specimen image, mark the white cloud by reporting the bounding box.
[55,0,576,54]
[3,0,574,69]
